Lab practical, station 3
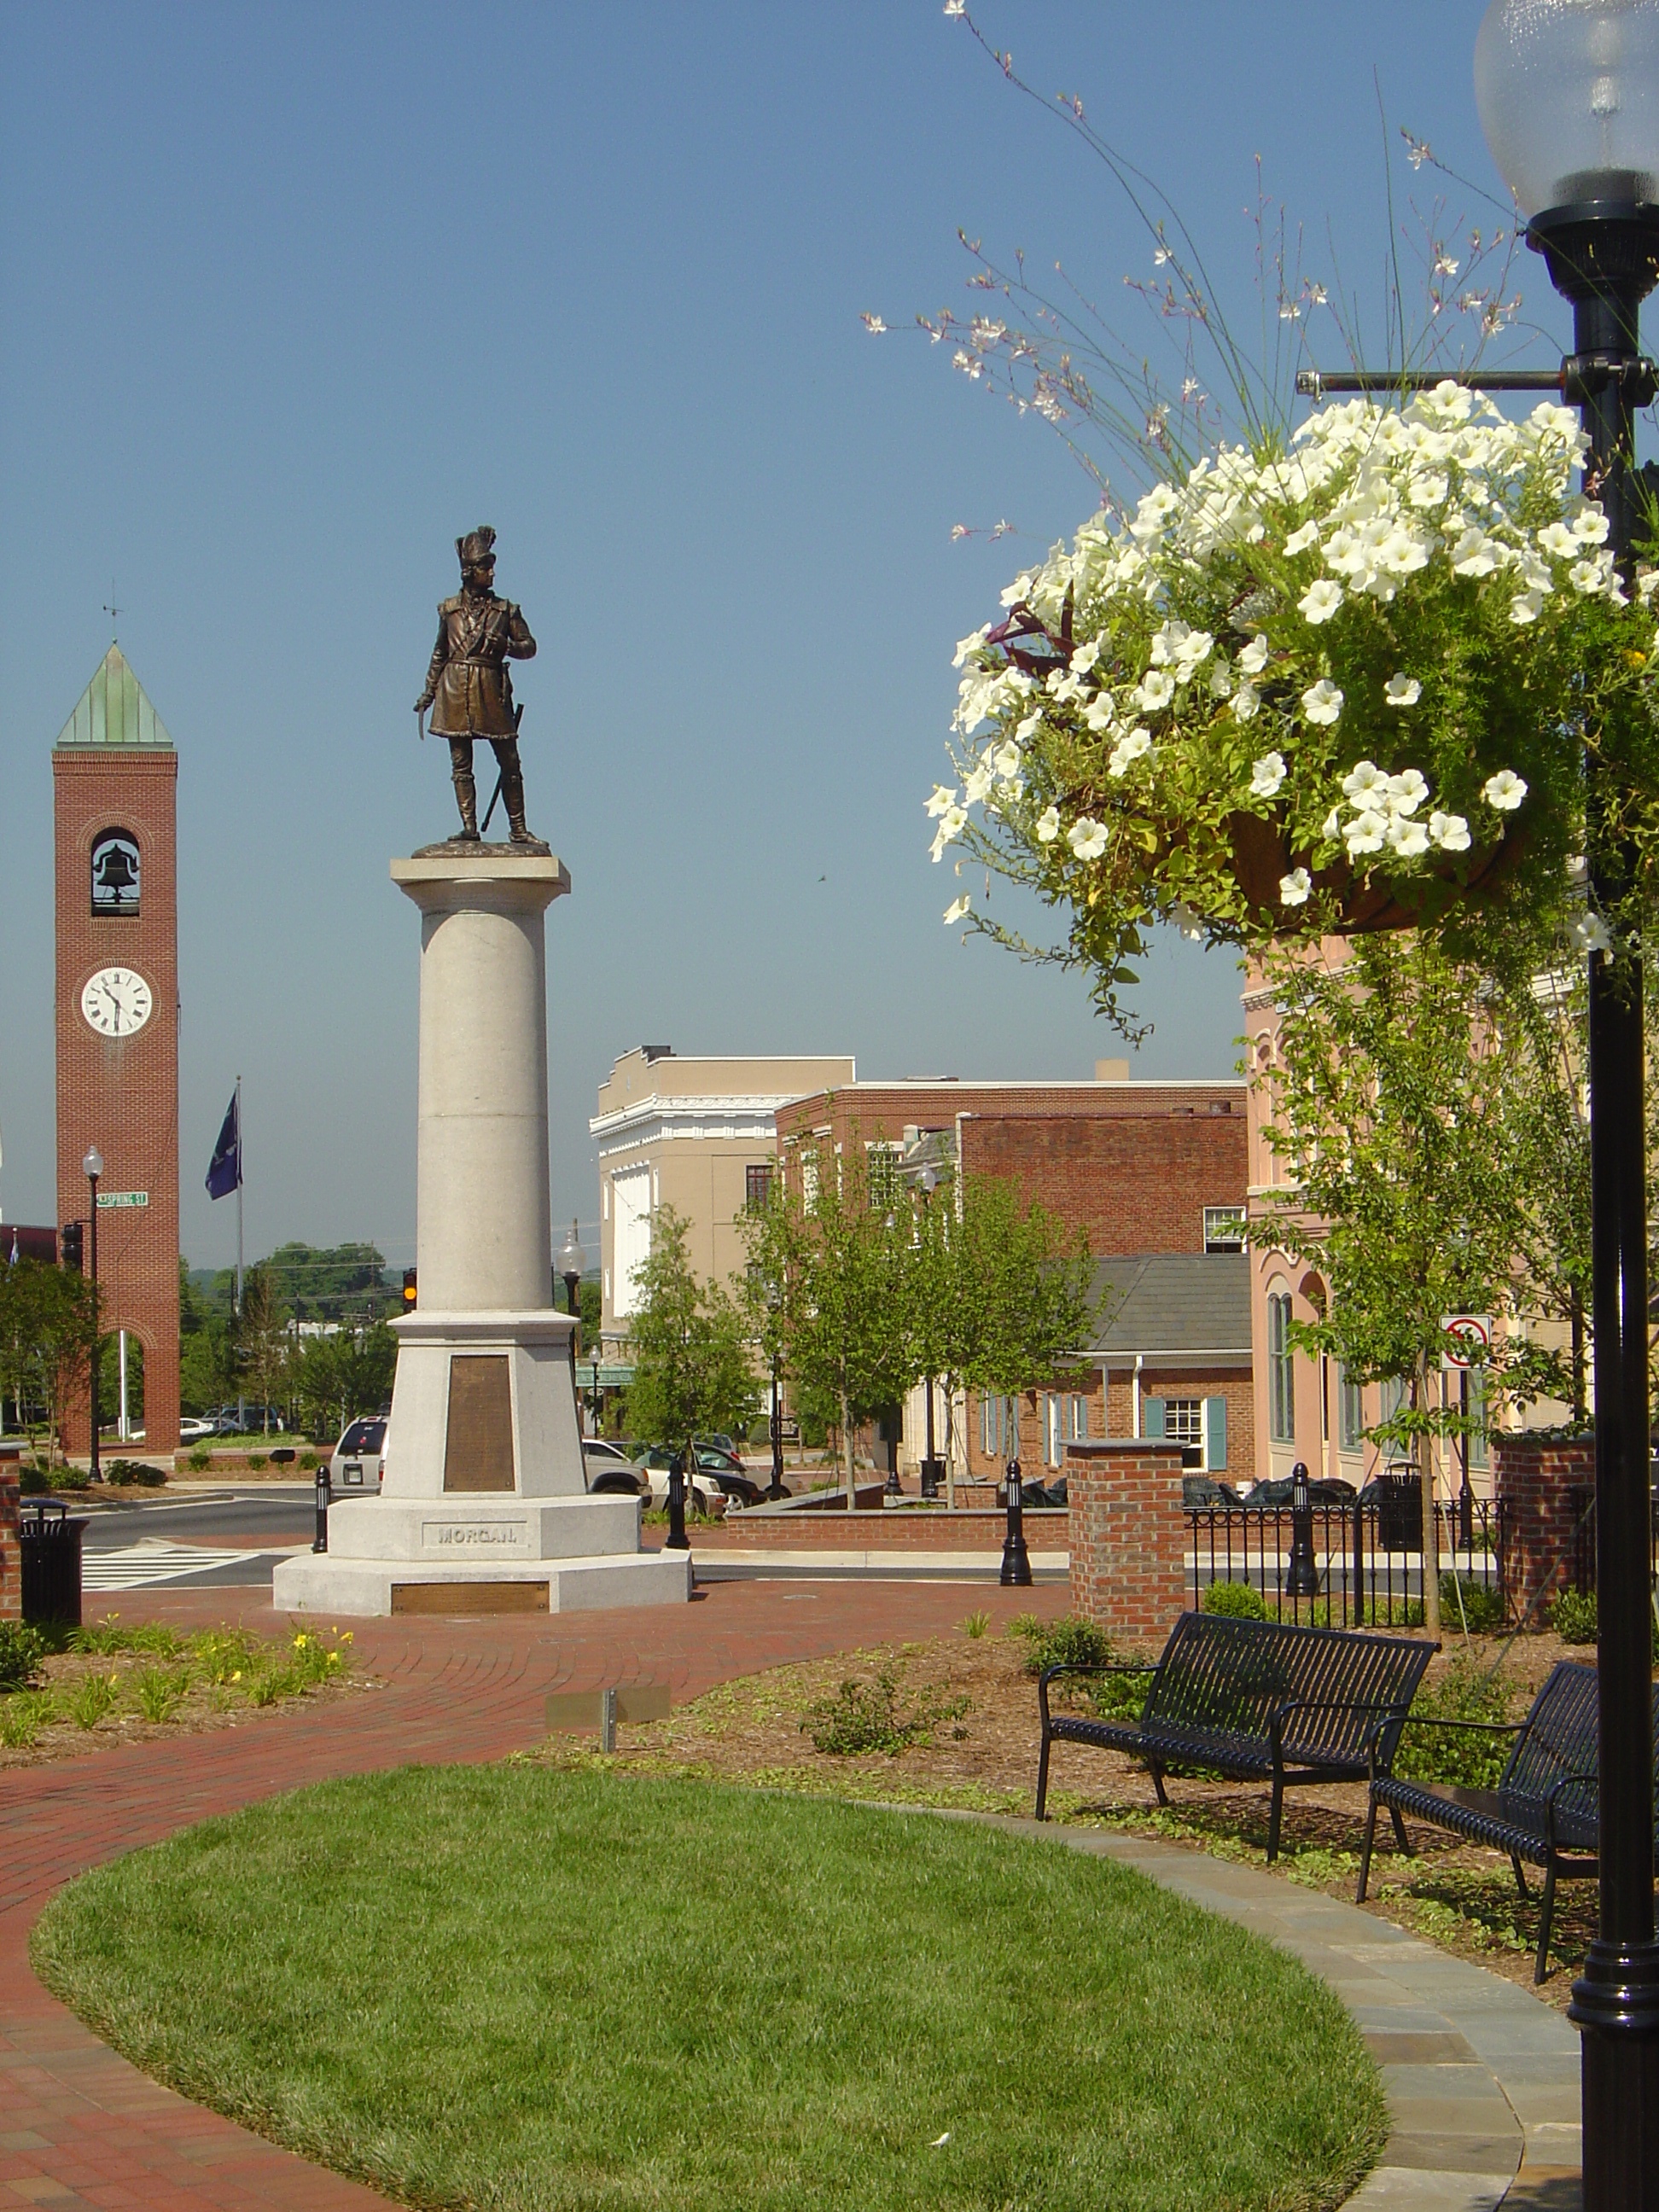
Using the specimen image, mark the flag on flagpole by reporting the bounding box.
[206,1091,242,1200]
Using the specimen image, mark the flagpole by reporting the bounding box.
[236,1074,244,1434]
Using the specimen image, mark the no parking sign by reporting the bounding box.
[1441,1314,1493,1368]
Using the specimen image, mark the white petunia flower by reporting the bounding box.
[943,894,972,923]
[1509,590,1543,625]
[1108,727,1155,777]
[992,740,1022,780]
[1571,911,1614,957]
[1069,637,1102,673]
[1237,634,1269,676]
[1208,662,1235,700]
[1015,710,1042,742]
[1344,808,1388,856]
[1536,521,1578,558]
[952,626,990,668]
[1084,694,1117,732]
[1231,681,1260,722]
[962,760,994,806]
[1342,759,1386,801]
[1284,520,1321,556]
[1302,678,1344,725]
[1483,769,1528,812]
[1429,810,1471,853]
[1383,673,1422,707]
[1170,902,1205,941]
[1451,528,1501,578]
[1249,751,1288,799]
[1386,769,1429,817]
[1133,667,1176,712]
[1068,816,1109,860]
[1387,815,1430,857]
[1279,866,1313,906]
[1569,558,1610,595]
[925,783,959,818]
[1035,805,1061,843]
[1298,578,1345,625]
[1322,806,1342,839]
[928,805,969,861]
[1572,506,1610,545]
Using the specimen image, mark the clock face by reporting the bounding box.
[81,967,154,1038]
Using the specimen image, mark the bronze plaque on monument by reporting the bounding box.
[443,1354,515,1492]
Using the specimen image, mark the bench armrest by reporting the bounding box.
[1268,1697,1411,1773]
[1545,1767,1599,1849]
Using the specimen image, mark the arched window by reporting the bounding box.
[90,827,141,917]
[1267,1284,1295,1443]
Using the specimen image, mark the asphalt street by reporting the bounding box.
[73,1486,314,1551]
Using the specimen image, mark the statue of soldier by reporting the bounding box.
[415,526,539,843]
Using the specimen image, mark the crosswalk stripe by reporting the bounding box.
[80,1541,276,1590]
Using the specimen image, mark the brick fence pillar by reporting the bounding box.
[1064,1436,1189,1644]
[1493,1431,1596,1619]
[0,1458,20,1622]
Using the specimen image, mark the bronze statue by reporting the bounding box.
[415,526,539,842]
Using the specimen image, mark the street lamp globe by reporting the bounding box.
[1476,0,1659,216]
[82,1145,104,1180]
[556,1222,586,1279]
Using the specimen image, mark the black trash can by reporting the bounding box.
[20,1498,87,1627]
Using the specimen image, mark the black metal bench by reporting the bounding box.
[1035,1610,1435,1861]
[1358,1659,1658,1983]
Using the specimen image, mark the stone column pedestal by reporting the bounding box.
[274,850,689,1619]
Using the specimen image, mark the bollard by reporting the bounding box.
[1350,1495,1365,1627]
[1285,1459,1320,1598]
[312,1464,330,1554]
[600,1686,618,1752]
[665,1452,690,1551]
[999,1458,1033,1587]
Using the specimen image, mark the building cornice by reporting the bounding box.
[591,1094,791,1152]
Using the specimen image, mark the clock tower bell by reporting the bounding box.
[53,645,181,1453]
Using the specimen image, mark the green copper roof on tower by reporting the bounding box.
[55,643,172,749]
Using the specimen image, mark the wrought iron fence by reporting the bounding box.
[1565,1487,1659,1597]
[1186,1499,1508,1630]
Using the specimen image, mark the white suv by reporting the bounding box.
[329,1417,386,1493]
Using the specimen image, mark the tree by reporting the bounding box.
[288,1322,398,1440]
[1257,932,1590,1638]
[179,1259,237,1416]
[0,1259,93,1462]
[236,1264,290,1429]
[910,1174,1100,1500]
[626,1207,759,1466]
[741,1149,912,1504]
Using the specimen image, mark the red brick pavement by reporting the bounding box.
[2,1577,1062,2212]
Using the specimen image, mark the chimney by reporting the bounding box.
[1094,1057,1130,1083]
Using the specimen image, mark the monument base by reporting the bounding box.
[272,1546,690,1617]
[270,1306,692,1618]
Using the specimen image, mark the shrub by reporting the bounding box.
[0,1690,55,1748]
[67,1673,121,1730]
[1202,1579,1268,1621]
[49,1465,90,1490]
[962,1610,990,1639]
[1440,1572,1505,1636]
[246,1453,269,1473]
[1010,1613,1115,1676]
[0,1621,47,1693]
[801,1668,970,1756]
[1393,1655,1515,1789]
[1551,1587,1598,1645]
[187,1446,212,1472]
[298,1449,319,1471]
[190,1628,258,1685]
[105,1459,166,1487]
[70,1615,181,1659]
[19,1462,49,1495]
[131,1667,189,1723]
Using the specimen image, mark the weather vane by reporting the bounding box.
[102,584,121,637]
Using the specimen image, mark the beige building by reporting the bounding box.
[591,1046,856,1346]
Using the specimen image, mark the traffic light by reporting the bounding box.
[402,1267,417,1312]
[60,1221,84,1273]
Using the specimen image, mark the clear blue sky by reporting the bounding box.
[0,0,1540,1271]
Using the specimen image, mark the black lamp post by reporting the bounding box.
[1475,10,1659,2197]
[556,1221,585,1351]
[1296,11,1659,2196]
[1284,1460,1321,1600]
[765,1283,787,1499]
[83,1146,102,1484]
[917,1163,944,1500]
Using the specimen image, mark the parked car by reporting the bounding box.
[1182,1474,1245,1509]
[630,1446,722,1516]
[329,1417,387,1493]
[583,1440,645,1496]
[1246,1473,1357,1507]
[179,1415,218,1443]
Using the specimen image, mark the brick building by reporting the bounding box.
[53,645,181,1452]
[774,1070,1250,1484]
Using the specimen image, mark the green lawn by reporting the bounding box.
[32,1768,1384,2212]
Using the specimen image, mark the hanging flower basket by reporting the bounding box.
[927,382,1659,1017]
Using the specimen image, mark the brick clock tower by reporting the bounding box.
[53,644,181,1453]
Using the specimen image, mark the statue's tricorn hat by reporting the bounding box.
[457,525,497,570]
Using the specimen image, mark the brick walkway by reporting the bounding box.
[1,1579,1059,2212]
